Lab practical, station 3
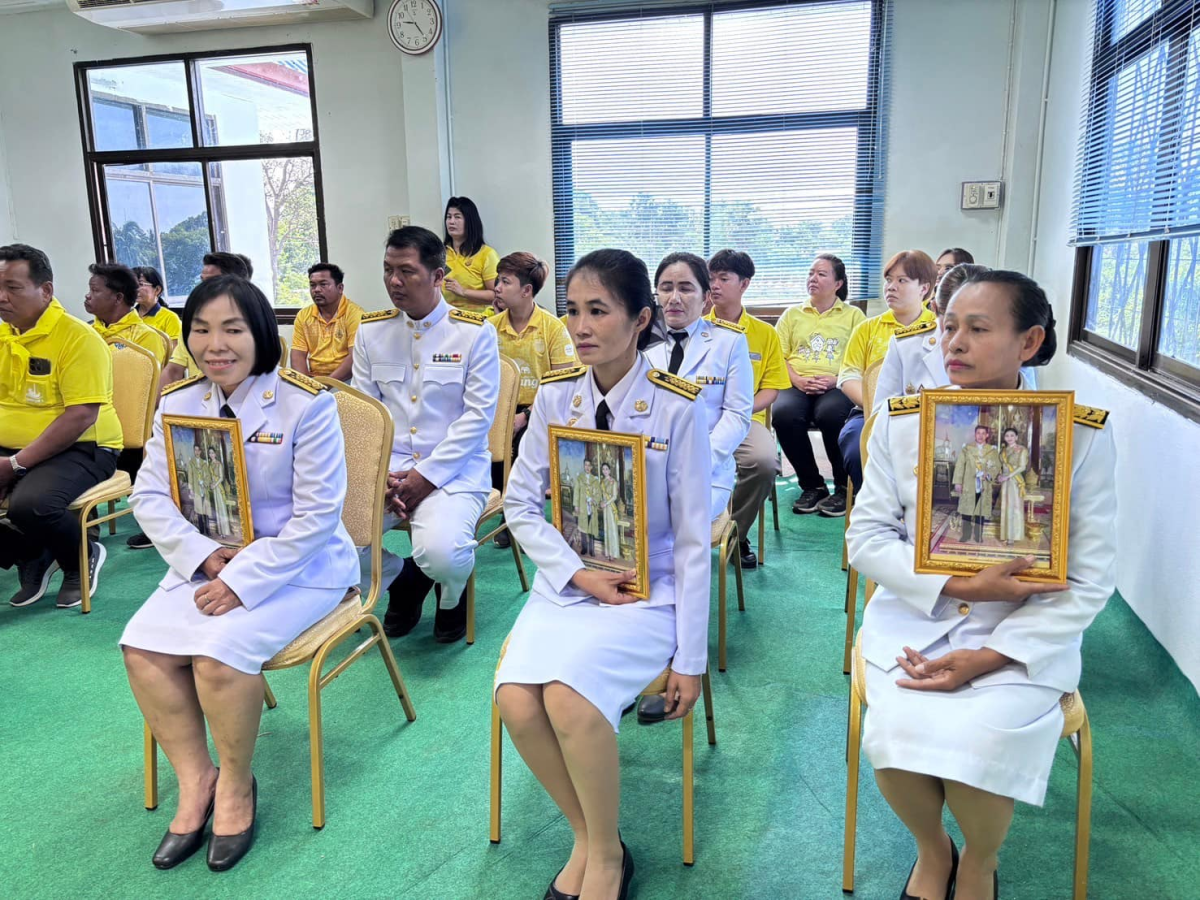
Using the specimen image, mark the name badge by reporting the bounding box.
[695,376,726,385]
[644,435,670,451]
[28,357,52,376]
[749,352,762,361]
[432,353,463,363]
[248,431,285,444]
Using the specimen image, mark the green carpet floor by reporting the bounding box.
[2,483,1198,899]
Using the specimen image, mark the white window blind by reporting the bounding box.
[549,0,891,311]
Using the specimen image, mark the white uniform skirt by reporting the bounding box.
[119,575,346,675]
[863,636,1064,806]
[495,589,677,733]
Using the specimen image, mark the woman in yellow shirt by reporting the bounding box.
[133,266,182,353]
[442,196,500,315]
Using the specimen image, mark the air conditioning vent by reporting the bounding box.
[68,0,372,34]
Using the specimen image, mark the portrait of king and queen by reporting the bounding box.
[163,417,251,548]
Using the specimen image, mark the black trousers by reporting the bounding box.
[491,407,530,492]
[774,387,854,490]
[0,442,117,573]
[838,409,866,493]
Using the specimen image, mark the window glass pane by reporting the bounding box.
[1112,0,1160,41]
[711,2,871,116]
[197,52,315,146]
[1172,28,1200,229]
[558,16,703,124]
[87,63,191,152]
[1160,236,1200,368]
[209,158,318,308]
[107,177,159,271]
[1086,241,1149,349]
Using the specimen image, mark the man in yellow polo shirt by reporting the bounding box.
[290,263,363,381]
[86,262,168,365]
[706,249,790,568]
[0,244,120,609]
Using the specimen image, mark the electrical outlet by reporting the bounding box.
[388,215,411,231]
[961,181,1003,210]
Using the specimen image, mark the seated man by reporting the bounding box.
[705,249,789,568]
[489,251,575,547]
[158,252,252,389]
[290,262,364,381]
[87,262,168,366]
[352,226,500,644]
[0,244,122,608]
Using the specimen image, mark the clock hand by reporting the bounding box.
[402,19,425,36]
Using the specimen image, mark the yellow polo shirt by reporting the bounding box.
[494,305,576,407]
[444,243,500,316]
[168,337,201,378]
[140,303,182,345]
[705,308,789,426]
[775,299,865,378]
[291,295,365,377]
[0,299,123,450]
[838,306,937,386]
[93,308,169,365]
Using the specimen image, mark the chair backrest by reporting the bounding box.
[862,358,884,414]
[148,325,172,363]
[860,411,879,605]
[763,402,773,431]
[111,342,161,449]
[490,355,521,481]
[315,377,395,612]
[279,335,290,368]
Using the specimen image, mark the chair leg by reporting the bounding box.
[467,572,476,646]
[365,614,417,721]
[305,647,331,830]
[682,707,695,866]
[108,499,117,535]
[732,525,745,613]
[509,533,531,592]
[757,501,766,566]
[263,675,277,710]
[843,569,859,675]
[79,504,93,615]
[717,543,728,673]
[490,702,503,844]
[143,721,159,811]
[843,678,864,892]
[1073,715,1094,900]
[842,480,852,572]
[701,669,716,745]
[771,481,780,531]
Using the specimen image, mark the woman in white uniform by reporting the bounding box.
[496,249,711,900]
[120,276,359,873]
[846,270,1116,900]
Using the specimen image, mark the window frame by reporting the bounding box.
[74,43,327,322]
[547,0,889,316]
[1069,0,1200,423]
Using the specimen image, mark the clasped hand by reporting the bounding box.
[195,547,242,616]
[387,469,435,520]
[894,646,1011,691]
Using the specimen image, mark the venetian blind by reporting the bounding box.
[548,0,891,311]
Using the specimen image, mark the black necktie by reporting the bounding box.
[668,331,688,374]
[220,404,236,419]
[596,400,611,432]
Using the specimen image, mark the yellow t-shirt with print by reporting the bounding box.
[494,305,576,407]
[291,295,365,377]
[775,299,866,378]
[444,243,500,315]
[93,309,169,365]
[0,299,123,450]
[141,303,182,345]
[837,306,937,386]
[705,308,789,426]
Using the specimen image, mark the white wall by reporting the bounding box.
[0,102,13,245]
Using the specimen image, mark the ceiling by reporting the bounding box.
[0,0,66,14]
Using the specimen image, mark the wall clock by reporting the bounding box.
[388,0,443,56]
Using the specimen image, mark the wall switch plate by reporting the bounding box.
[961,181,1003,210]
[388,215,411,230]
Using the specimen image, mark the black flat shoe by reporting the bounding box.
[900,838,958,900]
[383,558,433,637]
[206,777,257,872]
[151,790,216,870]
[617,841,635,900]
[433,586,467,643]
[542,868,580,900]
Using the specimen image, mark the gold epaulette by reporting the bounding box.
[540,364,589,385]
[360,309,399,323]
[895,319,937,340]
[648,368,701,401]
[1073,404,1110,429]
[279,368,328,395]
[887,395,922,416]
[710,317,746,334]
[160,373,205,396]
[449,308,488,326]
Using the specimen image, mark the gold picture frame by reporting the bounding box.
[162,415,254,549]
[914,389,1073,583]
[548,425,650,600]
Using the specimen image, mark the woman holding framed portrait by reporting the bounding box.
[118,276,358,873]
[846,270,1116,900]
[495,249,712,900]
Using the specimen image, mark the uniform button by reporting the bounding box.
[958,603,970,615]
[414,333,421,340]
[412,451,421,460]
[413,363,420,370]
[410,426,417,434]
[410,394,417,402]
[406,321,414,329]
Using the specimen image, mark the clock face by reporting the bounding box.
[388,0,443,56]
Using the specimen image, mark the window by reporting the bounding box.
[1070,0,1200,420]
[548,0,889,313]
[76,47,325,315]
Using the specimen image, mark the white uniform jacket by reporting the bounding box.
[503,354,713,675]
[130,369,359,610]
[846,391,1117,694]
[352,299,500,493]
[874,321,1037,412]
[646,319,752,496]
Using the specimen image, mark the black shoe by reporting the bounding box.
[543,868,581,900]
[382,558,433,637]
[900,837,958,900]
[126,531,154,550]
[433,586,467,643]
[636,694,667,725]
[739,539,757,570]
[792,486,830,514]
[494,526,512,549]
[55,541,105,609]
[817,489,848,518]
[206,776,256,872]
[9,549,58,607]
[152,783,216,870]
[617,841,635,900]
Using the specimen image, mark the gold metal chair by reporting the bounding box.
[489,635,717,865]
[842,631,1094,899]
[841,359,883,575]
[142,379,418,829]
[755,403,781,565]
[148,324,174,360]
[842,412,878,673]
[712,510,745,672]
[279,335,290,367]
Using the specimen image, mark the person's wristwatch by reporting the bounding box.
[8,455,27,477]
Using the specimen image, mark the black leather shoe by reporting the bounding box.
[617,841,635,900]
[636,694,666,725]
[206,776,256,872]
[542,868,580,900]
[900,838,958,900]
[383,558,434,637]
[739,539,757,570]
[152,785,216,870]
[494,525,511,549]
[433,586,467,643]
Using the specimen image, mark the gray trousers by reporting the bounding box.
[731,421,778,540]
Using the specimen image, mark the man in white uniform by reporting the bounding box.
[353,227,500,643]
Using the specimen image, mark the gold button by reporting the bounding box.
[414,333,421,340]
[412,451,421,460]
[958,603,970,615]
[410,426,417,434]
[410,394,418,402]
[406,321,414,328]
[413,362,420,370]
[423,321,431,328]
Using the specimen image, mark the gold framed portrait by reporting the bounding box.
[162,415,254,549]
[914,389,1074,583]
[548,425,650,600]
